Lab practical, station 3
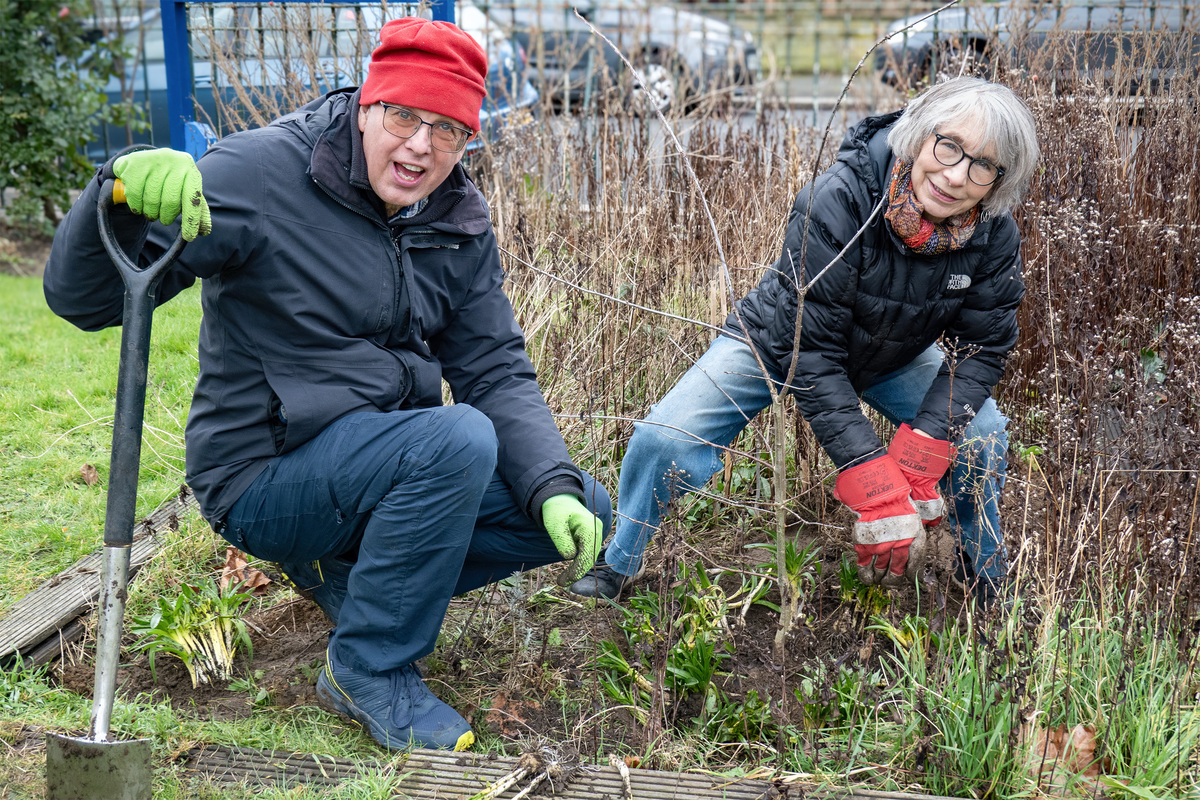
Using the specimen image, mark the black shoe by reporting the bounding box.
[278,555,354,624]
[952,548,976,588]
[952,550,1012,611]
[973,572,1013,611]
[567,549,644,600]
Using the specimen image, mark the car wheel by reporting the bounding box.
[931,38,992,81]
[631,56,680,116]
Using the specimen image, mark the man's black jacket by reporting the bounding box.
[44,88,584,525]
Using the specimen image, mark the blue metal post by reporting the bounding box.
[431,0,455,25]
[158,0,457,155]
[160,0,193,153]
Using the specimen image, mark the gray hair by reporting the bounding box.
[887,77,1039,220]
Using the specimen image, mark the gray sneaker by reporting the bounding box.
[567,550,644,600]
[315,646,474,751]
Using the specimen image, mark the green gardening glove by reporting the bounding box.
[113,148,212,241]
[542,494,604,587]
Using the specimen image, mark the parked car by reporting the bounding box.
[876,0,1200,91]
[480,0,760,112]
[88,2,539,163]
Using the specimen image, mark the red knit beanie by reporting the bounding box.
[359,18,488,132]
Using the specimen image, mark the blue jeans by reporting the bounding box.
[222,407,612,676]
[606,335,1007,583]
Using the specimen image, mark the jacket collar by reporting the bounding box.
[273,88,491,237]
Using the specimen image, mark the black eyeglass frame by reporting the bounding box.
[931,132,1006,187]
[378,102,475,153]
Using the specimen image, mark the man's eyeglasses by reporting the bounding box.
[932,133,1005,187]
[379,103,473,153]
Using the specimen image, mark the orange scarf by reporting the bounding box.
[884,159,980,255]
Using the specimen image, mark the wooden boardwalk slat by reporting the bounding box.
[180,745,774,798]
[0,487,198,665]
[182,745,961,799]
[398,748,771,799]
[180,744,361,788]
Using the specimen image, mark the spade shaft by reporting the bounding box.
[46,176,186,800]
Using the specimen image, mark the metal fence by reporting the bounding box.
[88,0,1200,158]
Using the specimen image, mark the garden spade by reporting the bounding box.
[46,177,186,800]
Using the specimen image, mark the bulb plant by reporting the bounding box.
[130,579,255,688]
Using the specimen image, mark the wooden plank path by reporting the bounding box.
[179,744,963,799]
[0,486,198,666]
[398,748,772,799]
[180,745,774,798]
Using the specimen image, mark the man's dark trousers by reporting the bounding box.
[222,406,612,676]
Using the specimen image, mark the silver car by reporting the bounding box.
[481,0,760,112]
[877,0,1200,91]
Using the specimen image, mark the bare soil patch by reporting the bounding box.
[0,222,52,278]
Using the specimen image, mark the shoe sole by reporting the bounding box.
[316,664,474,752]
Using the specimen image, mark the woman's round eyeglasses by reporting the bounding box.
[932,133,1005,187]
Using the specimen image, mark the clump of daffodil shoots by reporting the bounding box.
[131,580,254,688]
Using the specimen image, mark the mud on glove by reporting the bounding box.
[112,148,212,241]
[888,423,954,527]
[542,494,604,587]
[834,455,926,586]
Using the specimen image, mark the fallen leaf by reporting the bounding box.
[1020,720,1125,798]
[484,691,542,737]
[220,546,272,594]
[79,464,100,486]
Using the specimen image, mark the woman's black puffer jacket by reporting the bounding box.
[723,110,1025,469]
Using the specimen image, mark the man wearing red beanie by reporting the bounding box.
[44,16,610,753]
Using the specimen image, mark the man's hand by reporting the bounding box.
[888,424,954,527]
[113,149,212,241]
[834,455,926,586]
[542,494,604,587]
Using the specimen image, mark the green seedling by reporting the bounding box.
[745,537,821,613]
[837,555,890,618]
[594,561,734,725]
[131,579,254,688]
[867,614,933,657]
[703,689,776,744]
[228,669,270,707]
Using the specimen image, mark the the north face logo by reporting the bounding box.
[947,274,972,291]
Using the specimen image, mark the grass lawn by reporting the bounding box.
[0,274,200,609]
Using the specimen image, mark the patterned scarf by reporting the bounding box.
[884,158,980,255]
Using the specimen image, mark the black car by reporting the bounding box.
[877,0,1200,91]
[480,0,760,112]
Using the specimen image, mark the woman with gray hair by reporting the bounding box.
[570,76,1040,609]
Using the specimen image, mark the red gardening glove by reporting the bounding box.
[834,455,925,586]
[888,423,954,527]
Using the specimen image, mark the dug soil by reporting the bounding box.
[48,522,979,766]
